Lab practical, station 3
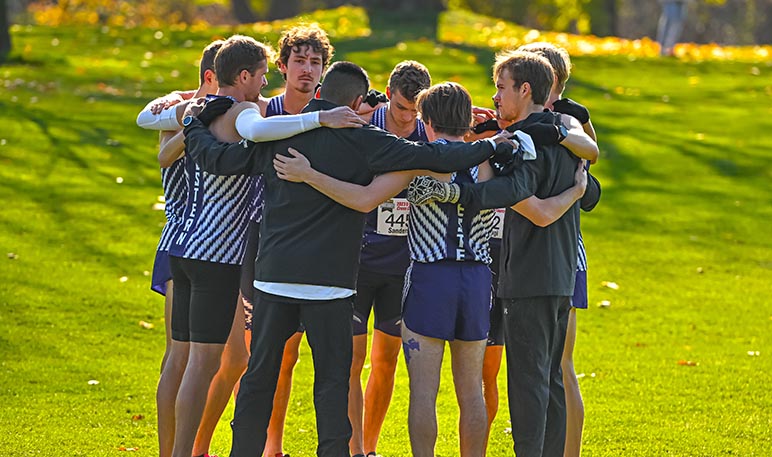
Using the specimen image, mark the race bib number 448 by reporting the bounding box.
[376,198,410,236]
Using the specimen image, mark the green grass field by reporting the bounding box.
[1,6,771,456]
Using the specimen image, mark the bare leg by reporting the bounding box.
[562,309,584,457]
[482,345,503,456]
[348,334,368,456]
[160,280,174,372]
[450,339,487,457]
[157,340,189,457]
[403,324,444,457]
[363,330,402,455]
[263,331,303,457]
[234,329,251,398]
[192,300,249,456]
[171,342,225,457]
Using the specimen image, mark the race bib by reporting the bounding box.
[490,208,506,239]
[376,198,410,236]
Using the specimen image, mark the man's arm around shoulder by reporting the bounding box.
[364,129,514,175]
[183,118,266,176]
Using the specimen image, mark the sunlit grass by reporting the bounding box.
[1,7,771,457]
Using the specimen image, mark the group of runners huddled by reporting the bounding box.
[137,23,601,457]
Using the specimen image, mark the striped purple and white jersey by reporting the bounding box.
[577,231,587,272]
[168,153,252,264]
[358,105,428,276]
[156,158,187,253]
[407,139,494,265]
[370,105,427,140]
[266,93,287,117]
[246,94,287,223]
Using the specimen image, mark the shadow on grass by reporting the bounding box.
[0,98,160,273]
[0,54,50,67]
[5,100,151,180]
[334,9,441,57]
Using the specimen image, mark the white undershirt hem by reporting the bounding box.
[254,281,355,300]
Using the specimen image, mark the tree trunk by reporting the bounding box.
[324,0,357,7]
[267,0,301,20]
[363,0,445,12]
[587,0,618,37]
[606,0,618,36]
[0,0,10,63]
[231,0,258,23]
[755,1,772,43]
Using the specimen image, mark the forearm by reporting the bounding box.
[173,90,196,100]
[305,170,414,213]
[583,120,597,143]
[562,127,599,163]
[137,106,182,130]
[477,160,495,182]
[136,92,193,130]
[158,131,185,168]
[236,109,321,142]
[513,186,582,227]
[304,172,376,212]
[184,119,261,176]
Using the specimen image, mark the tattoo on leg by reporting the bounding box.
[402,337,420,364]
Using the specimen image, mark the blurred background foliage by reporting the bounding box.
[4,0,772,45]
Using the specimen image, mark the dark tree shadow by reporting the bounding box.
[334,8,441,58]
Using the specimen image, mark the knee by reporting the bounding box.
[370,350,398,377]
[220,351,249,382]
[351,350,367,375]
[561,357,576,380]
[189,355,223,379]
[279,347,299,375]
[455,385,484,406]
[482,363,500,387]
[482,375,498,402]
[164,344,190,370]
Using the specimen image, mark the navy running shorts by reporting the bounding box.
[402,260,491,341]
[151,250,172,296]
[571,270,588,309]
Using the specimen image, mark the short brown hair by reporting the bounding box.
[276,25,334,70]
[518,42,572,93]
[388,60,431,102]
[199,40,225,85]
[493,50,554,106]
[215,35,275,87]
[416,82,472,138]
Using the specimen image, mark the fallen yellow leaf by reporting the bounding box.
[601,281,619,290]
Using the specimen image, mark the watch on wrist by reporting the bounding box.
[557,123,568,143]
[182,115,195,127]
